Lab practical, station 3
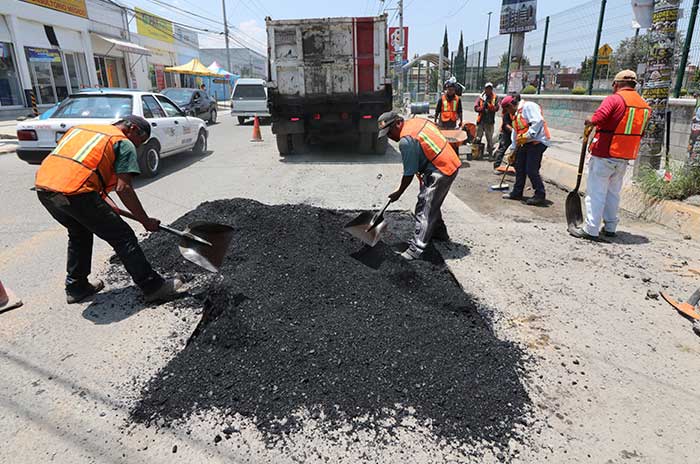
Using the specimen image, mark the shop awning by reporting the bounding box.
[94,34,151,56]
[165,58,219,76]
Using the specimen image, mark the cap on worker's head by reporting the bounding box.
[613,69,637,84]
[378,111,402,138]
[500,95,516,108]
[116,114,151,139]
[484,82,494,88]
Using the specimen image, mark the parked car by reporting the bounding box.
[230,78,270,125]
[162,88,217,124]
[16,90,208,177]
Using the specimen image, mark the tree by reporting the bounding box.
[442,27,449,58]
[454,32,465,84]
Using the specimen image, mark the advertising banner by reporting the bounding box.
[388,27,408,62]
[500,0,537,34]
[26,47,61,63]
[22,0,88,19]
[136,7,174,44]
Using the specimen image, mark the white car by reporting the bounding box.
[230,78,270,125]
[16,90,208,177]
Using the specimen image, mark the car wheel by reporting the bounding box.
[138,142,160,178]
[276,133,290,156]
[237,116,246,125]
[209,109,217,124]
[193,129,207,156]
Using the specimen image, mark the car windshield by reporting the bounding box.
[233,84,266,100]
[52,95,133,119]
[162,88,194,105]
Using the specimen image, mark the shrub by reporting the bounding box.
[572,86,587,95]
[521,85,537,94]
[680,88,689,97]
[636,165,700,200]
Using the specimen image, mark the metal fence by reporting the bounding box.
[457,0,699,96]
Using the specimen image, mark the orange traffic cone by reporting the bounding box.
[250,116,263,142]
[0,280,22,313]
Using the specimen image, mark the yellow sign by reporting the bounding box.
[597,43,613,65]
[22,0,87,18]
[135,7,174,44]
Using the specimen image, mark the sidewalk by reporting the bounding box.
[0,119,18,154]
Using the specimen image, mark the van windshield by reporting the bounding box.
[233,84,266,100]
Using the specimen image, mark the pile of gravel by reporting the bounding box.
[128,199,530,446]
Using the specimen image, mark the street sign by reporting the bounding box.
[597,43,613,65]
[388,27,408,62]
[499,0,538,35]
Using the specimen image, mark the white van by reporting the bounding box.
[230,78,270,125]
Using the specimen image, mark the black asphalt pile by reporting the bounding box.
[128,198,531,446]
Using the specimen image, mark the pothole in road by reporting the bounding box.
[124,199,532,448]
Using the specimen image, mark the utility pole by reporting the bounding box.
[482,12,492,88]
[398,0,404,102]
[222,0,232,73]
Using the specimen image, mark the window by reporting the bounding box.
[232,84,266,100]
[52,94,133,119]
[141,95,166,119]
[25,47,66,105]
[161,88,194,106]
[165,71,177,89]
[65,53,89,93]
[155,95,184,117]
[0,42,23,106]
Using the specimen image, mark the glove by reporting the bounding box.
[516,133,528,147]
[506,150,516,165]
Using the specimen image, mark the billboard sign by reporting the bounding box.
[136,7,174,44]
[389,27,408,62]
[500,0,537,34]
[22,0,88,19]
[26,47,62,63]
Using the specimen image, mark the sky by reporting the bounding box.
[121,0,596,58]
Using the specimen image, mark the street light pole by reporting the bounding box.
[398,0,404,102]
[222,0,232,73]
[482,11,492,88]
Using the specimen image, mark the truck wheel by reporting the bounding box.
[276,134,290,156]
[291,134,309,154]
[138,141,160,178]
[373,134,389,155]
[358,132,373,154]
[238,116,246,125]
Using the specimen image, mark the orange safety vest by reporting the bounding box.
[400,118,461,176]
[597,90,651,160]
[440,95,460,123]
[35,125,127,195]
[476,94,498,124]
[512,102,551,144]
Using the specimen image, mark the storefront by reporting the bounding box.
[0,19,24,108]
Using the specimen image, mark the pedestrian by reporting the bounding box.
[35,115,183,304]
[474,82,499,158]
[493,97,514,169]
[377,111,462,260]
[570,70,651,240]
[434,81,463,130]
[500,93,551,206]
[200,83,206,92]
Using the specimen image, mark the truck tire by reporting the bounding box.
[238,116,246,125]
[276,134,291,156]
[359,132,374,154]
[373,134,388,154]
[291,134,309,154]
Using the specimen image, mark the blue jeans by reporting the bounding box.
[512,143,547,199]
[38,191,164,295]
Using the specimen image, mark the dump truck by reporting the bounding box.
[266,15,392,155]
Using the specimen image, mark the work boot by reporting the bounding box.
[66,279,105,304]
[399,250,418,261]
[526,196,547,207]
[432,225,450,242]
[568,227,605,242]
[502,193,524,201]
[144,276,184,303]
[601,229,617,238]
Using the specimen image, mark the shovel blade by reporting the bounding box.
[661,292,700,321]
[565,191,583,232]
[177,222,235,272]
[344,212,388,247]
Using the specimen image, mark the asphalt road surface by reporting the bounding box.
[1,114,700,463]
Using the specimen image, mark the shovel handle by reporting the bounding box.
[114,207,200,242]
[366,199,392,232]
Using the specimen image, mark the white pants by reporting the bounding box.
[584,156,628,236]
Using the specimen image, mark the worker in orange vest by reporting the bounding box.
[570,70,652,240]
[378,111,462,260]
[35,116,183,304]
[434,81,463,130]
[474,82,499,158]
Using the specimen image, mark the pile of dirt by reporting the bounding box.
[127,199,531,446]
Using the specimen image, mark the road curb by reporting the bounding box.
[0,142,17,155]
[540,155,699,240]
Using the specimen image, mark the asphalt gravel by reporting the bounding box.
[128,199,531,447]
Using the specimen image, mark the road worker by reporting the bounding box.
[474,82,499,158]
[378,111,462,260]
[35,115,182,304]
[434,81,463,130]
[500,93,551,206]
[570,70,651,240]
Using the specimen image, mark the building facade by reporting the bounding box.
[199,48,266,79]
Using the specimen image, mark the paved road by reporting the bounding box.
[1,114,700,463]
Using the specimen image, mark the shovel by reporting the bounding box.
[565,126,593,234]
[115,207,234,273]
[343,199,391,247]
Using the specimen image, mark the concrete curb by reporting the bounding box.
[0,142,17,155]
[540,155,699,240]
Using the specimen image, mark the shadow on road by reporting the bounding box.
[279,144,402,165]
[82,286,146,324]
[134,149,214,189]
[607,231,651,245]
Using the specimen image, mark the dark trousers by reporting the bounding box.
[37,191,164,295]
[512,143,547,199]
[438,120,457,130]
[494,129,512,166]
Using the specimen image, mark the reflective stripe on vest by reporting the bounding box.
[513,103,551,143]
[35,125,126,195]
[400,118,461,176]
[441,95,459,122]
[606,91,651,160]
